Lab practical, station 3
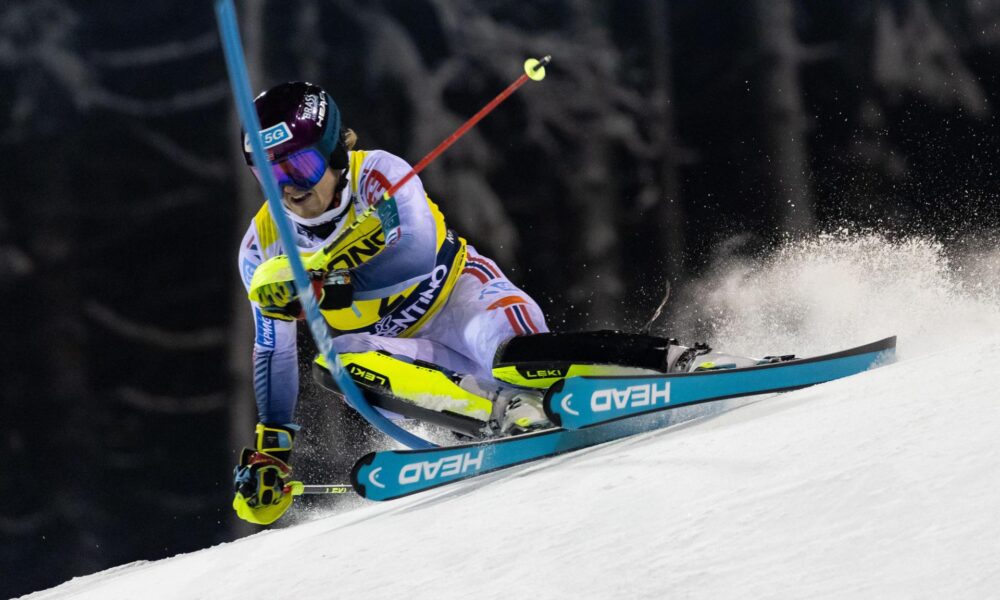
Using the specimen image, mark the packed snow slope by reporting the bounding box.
[23,233,1000,600]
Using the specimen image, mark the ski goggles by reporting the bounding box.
[249,147,328,190]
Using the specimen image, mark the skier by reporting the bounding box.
[231,82,755,525]
[231,81,556,524]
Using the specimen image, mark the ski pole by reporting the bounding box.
[384,55,551,198]
[304,55,551,272]
[288,481,354,496]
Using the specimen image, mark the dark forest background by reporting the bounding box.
[3,0,1000,596]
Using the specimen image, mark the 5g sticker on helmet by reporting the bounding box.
[260,122,293,149]
[245,121,294,152]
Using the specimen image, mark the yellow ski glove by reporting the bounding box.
[232,423,297,525]
[248,255,353,320]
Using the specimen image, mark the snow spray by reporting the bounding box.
[673,230,1000,360]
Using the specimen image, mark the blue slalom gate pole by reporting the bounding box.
[214,0,435,449]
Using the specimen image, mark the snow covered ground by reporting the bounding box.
[22,233,1000,599]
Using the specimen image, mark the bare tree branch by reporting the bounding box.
[84,301,226,350]
[48,187,208,220]
[874,0,990,117]
[84,82,231,117]
[129,124,229,181]
[89,31,218,68]
[114,387,227,414]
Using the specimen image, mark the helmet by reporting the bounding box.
[243,82,348,190]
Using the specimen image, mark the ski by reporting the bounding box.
[351,405,683,501]
[350,336,895,501]
[545,336,896,429]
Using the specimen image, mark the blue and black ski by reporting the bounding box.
[350,336,895,501]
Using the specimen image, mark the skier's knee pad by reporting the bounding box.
[313,351,494,424]
[491,331,674,389]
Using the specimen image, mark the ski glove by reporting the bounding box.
[248,254,353,321]
[232,423,298,525]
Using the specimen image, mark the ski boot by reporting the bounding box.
[490,387,551,435]
[672,342,787,372]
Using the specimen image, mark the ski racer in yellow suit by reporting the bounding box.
[232,82,749,524]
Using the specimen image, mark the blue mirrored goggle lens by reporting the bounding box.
[250,148,328,190]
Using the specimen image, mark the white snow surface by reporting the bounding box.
[23,233,1000,600]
